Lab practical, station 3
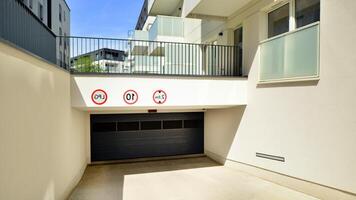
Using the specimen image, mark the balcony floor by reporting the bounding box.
[69,157,318,200]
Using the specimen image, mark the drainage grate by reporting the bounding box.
[256,152,285,162]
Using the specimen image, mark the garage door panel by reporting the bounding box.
[91,113,204,162]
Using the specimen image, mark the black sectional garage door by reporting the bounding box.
[91,113,204,162]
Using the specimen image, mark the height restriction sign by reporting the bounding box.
[153,90,167,104]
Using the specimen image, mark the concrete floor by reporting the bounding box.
[69,157,319,200]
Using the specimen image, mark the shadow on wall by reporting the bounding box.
[204,106,246,164]
[71,76,88,107]
[68,157,219,200]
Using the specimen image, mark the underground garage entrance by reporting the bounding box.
[90,112,204,162]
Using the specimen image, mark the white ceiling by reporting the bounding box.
[149,0,182,16]
[191,0,253,17]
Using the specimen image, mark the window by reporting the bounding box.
[234,27,243,76]
[64,33,67,49]
[38,3,43,21]
[64,11,66,22]
[141,121,162,130]
[93,122,117,132]
[59,4,62,22]
[261,0,320,82]
[163,120,182,129]
[268,3,289,38]
[59,27,62,45]
[296,0,320,28]
[118,122,139,131]
[267,0,320,38]
[29,0,33,9]
[59,51,62,66]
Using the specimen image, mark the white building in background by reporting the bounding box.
[70,48,127,73]
[21,0,70,67]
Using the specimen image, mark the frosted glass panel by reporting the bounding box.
[159,17,184,37]
[133,30,149,40]
[260,23,319,82]
[133,55,161,73]
[149,16,184,40]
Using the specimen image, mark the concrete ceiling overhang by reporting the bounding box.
[148,0,182,16]
[190,0,254,17]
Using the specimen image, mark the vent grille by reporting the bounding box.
[256,152,285,162]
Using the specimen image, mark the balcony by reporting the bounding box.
[149,16,184,41]
[66,36,242,77]
[259,22,320,83]
[130,30,149,55]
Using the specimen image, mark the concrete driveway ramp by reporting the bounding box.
[69,157,319,200]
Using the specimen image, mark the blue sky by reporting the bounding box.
[66,0,144,38]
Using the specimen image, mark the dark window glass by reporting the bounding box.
[141,121,161,130]
[93,122,116,132]
[234,27,243,76]
[184,120,203,129]
[29,0,33,9]
[163,120,183,129]
[39,3,43,20]
[59,4,62,22]
[59,28,62,45]
[268,4,289,38]
[118,122,139,131]
[296,0,320,28]
[64,33,67,49]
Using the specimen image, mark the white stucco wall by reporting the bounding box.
[0,42,88,200]
[71,75,247,111]
[205,0,356,195]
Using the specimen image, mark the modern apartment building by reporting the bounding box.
[3,0,70,67]
[71,48,127,73]
[1,0,356,199]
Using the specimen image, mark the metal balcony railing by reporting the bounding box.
[0,0,57,64]
[61,36,242,77]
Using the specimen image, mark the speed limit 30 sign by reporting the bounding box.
[123,90,138,105]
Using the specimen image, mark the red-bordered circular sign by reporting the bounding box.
[153,90,167,104]
[123,90,139,105]
[91,89,108,105]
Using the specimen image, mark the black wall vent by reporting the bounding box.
[256,152,285,162]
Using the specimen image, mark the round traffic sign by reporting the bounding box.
[153,90,167,104]
[91,89,108,105]
[123,90,138,105]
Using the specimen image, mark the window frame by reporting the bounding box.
[266,0,320,39]
[259,0,320,84]
[266,1,293,39]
